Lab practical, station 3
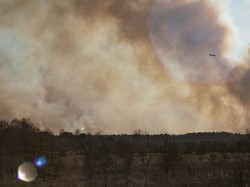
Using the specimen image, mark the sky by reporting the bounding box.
[0,0,250,134]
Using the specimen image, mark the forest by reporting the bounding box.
[1,118,250,187]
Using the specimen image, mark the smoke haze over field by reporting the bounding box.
[0,0,250,134]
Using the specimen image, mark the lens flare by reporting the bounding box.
[17,162,37,182]
[34,156,47,168]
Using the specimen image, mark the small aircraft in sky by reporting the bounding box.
[209,53,216,57]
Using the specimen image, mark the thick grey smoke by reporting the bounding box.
[0,0,250,134]
[148,0,238,82]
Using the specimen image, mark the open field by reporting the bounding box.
[1,152,250,187]
[1,119,250,186]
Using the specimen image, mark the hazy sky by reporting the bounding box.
[0,0,250,134]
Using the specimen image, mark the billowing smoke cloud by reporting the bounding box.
[148,0,239,82]
[0,0,250,134]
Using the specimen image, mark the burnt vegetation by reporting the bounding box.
[1,118,250,186]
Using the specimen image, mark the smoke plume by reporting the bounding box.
[0,0,250,134]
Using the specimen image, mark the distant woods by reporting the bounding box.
[1,118,250,186]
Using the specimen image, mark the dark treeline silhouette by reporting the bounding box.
[1,118,250,186]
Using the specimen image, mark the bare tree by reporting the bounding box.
[80,135,97,180]
[97,142,116,187]
[245,128,250,142]
[232,154,248,187]
[138,135,153,187]
[115,139,134,187]
[0,120,8,180]
[159,135,180,175]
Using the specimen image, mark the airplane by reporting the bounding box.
[209,53,216,57]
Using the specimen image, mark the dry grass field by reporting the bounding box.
[2,152,250,187]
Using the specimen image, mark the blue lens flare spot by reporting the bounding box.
[34,156,47,168]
